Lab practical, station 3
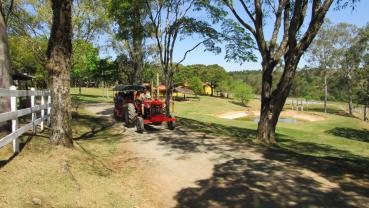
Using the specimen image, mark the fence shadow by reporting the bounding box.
[0,133,34,168]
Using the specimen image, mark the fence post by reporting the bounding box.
[47,94,51,126]
[31,88,36,134]
[301,100,304,112]
[10,85,19,153]
[291,100,294,110]
[41,94,45,131]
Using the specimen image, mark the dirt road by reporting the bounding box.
[86,104,369,208]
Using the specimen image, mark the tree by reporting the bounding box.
[201,64,228,96]
[188,76,203,95]
[71,39,99,93]
[204,0,357,144]
[8,35,48,87]
[107,0,148,84]
[145,0,220,115]
[355,24,369,121]
[45,0,73,147]
[334,23,359,116]
[233,80,253,106]
[0,0,13,128]
[307,20,336,113]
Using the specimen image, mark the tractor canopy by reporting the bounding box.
[113,85,146,92]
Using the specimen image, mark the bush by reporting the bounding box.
[232,81,253,106]
[188,77,203,95]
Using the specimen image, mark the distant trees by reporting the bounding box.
[71,40,100,93]
[107,0,148,84]
[334,23,359,116]
[188,77,203,95]
[145,0,219,115]
[355,24,369,121]
[307,20,336,113]
[233,81,253,106]
[201,65,228,96]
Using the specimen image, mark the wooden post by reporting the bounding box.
[301,99,304,112]
[291,100,294,110]
[41,94,45,131]
[31,88,36,133]
[156,73,160,99]
[47,94,51,126]
[10,85,19,153]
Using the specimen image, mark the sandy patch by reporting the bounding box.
[216,110,325,122]
[281,110,325,121]
[216,110,259,119]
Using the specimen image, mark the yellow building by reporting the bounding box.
[202,83,212,95]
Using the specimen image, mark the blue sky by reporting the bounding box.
[100,1,369,72]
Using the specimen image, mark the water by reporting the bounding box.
[253,118,297,124]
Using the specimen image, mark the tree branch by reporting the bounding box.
[176,39,210,67]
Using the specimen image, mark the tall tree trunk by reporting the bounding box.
[0,6,12,130]
[257,53,300,144]
[348,76,353,116]
[46,0,73,148]
[363,102,368,121]
[164,74,172,116]
[256,61,277,144]
[324,74,328,113]
[78,80,82,95]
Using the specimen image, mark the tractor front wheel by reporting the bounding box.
[136,117,144,133]
[125,103,136,127]
[167,115,176,130]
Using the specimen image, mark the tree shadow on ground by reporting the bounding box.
[228,100,247,107]
[72,113,115,141]
[175,158,363,208]
[177,117,256,143]
[307,107,356,118]
[170,117,369,207]
[326,127,369,142]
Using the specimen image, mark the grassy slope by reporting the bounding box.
[0,109,145,207]
[175,96,369,162]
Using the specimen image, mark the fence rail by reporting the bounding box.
[0,86,51,153]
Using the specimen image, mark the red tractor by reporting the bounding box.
[113,85,176,133]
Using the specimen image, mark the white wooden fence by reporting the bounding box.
[0,86,51,153]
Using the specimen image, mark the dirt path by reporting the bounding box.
[87,104,369,208]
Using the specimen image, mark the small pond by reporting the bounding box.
[253,118,297,124]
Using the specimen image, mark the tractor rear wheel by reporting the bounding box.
[125,103,136,127]
[167,114,176,130]
[136,117,144,133]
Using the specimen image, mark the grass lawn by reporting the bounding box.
[174,96,369,163]
[70,88,369,164]
[71,87,114,104]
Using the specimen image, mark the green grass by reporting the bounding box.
[174,95,369,163]
[71,88,369,164]
[71,87,114,104]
